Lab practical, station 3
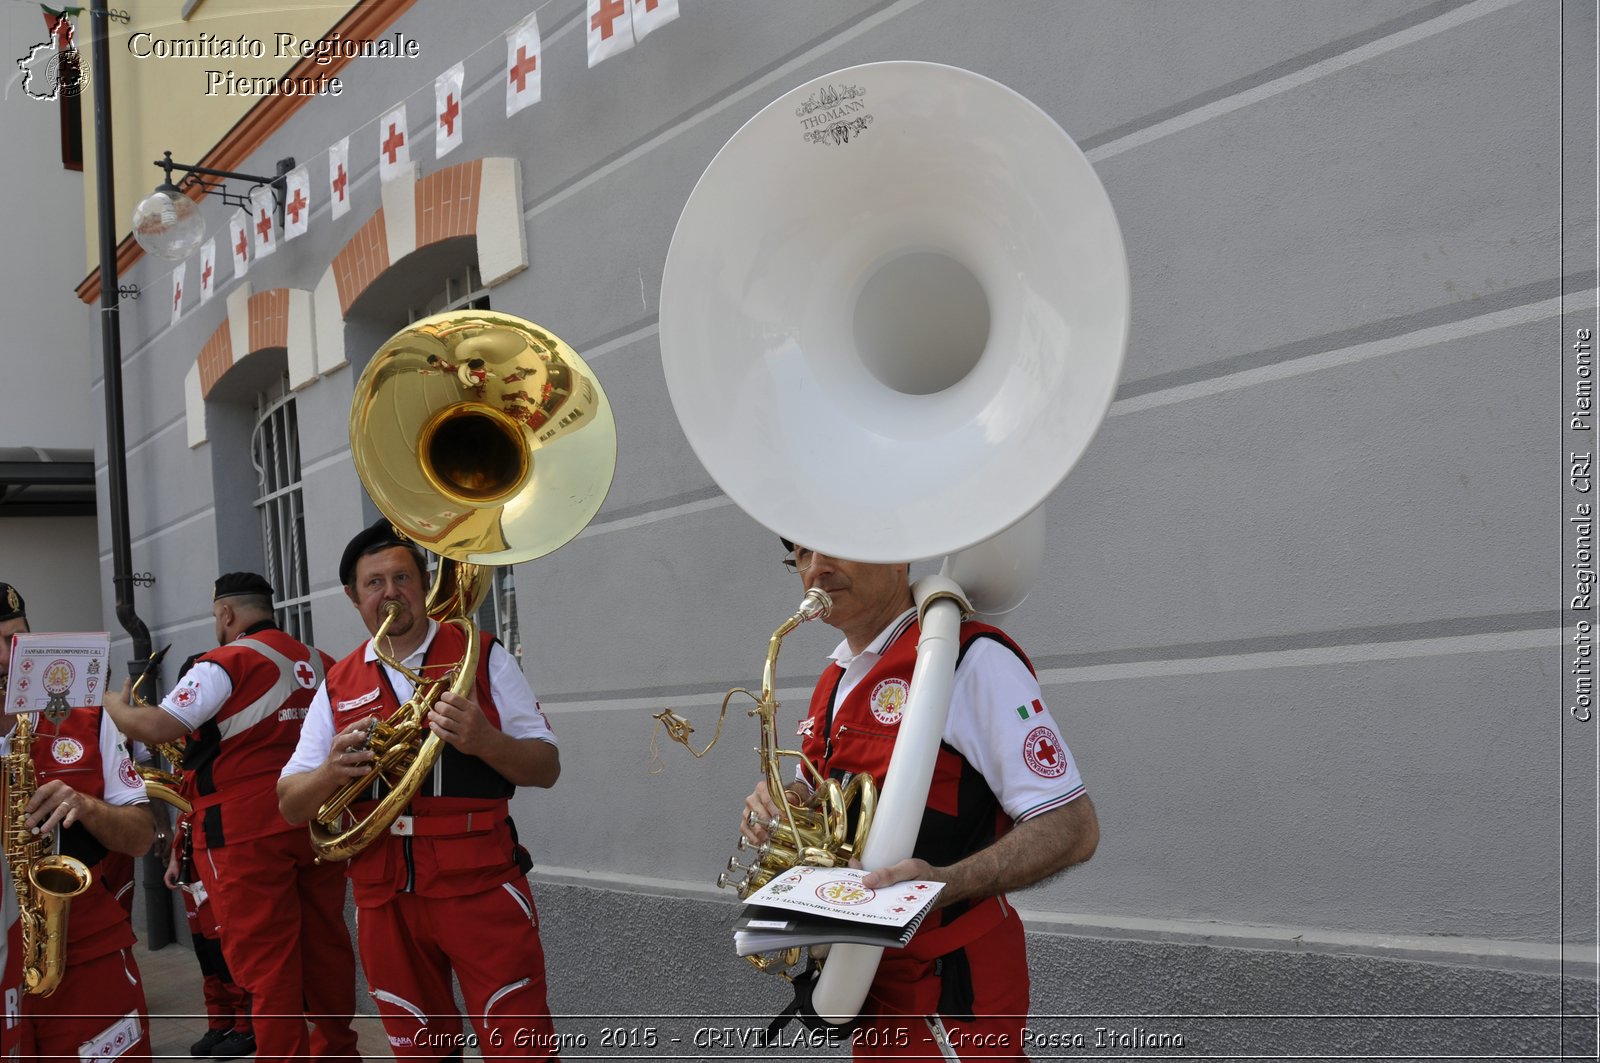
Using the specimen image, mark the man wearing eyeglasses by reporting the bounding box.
[741,542,1099,1060]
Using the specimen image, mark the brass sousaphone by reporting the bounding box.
[309,310,616,861]
[659,62,1129,1021]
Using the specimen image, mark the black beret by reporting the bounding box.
[213,572,274,601]
[339,518,410,586]
[0,583,24,623]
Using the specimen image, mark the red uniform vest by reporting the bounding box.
[800,618,1033,867]
[323,624,520,906]
[187,623,331,850]
[800,619,1037,1017]
[29,707,136,961]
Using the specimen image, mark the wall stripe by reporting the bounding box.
[1110,290,1588,418]
[524,864,1593,977]
[541,625,1555,714]
[1084,0,1525,163]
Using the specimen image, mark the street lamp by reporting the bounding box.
[130,151,294,260]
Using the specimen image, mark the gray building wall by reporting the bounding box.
[87,0,1595,1055]
[0,4,100,626]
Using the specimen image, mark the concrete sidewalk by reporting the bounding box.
[134,936,392,1061]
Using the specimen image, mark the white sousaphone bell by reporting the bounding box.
[660,61,1129,1022]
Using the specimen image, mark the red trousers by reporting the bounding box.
[358,878,559,1061]
[200,830,360,1063]
[18,946,151,1062]
[852,900,1031,1061]
[179,883,251,1033]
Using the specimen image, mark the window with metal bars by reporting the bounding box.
[252,376,313,643]
[407,265,523,659]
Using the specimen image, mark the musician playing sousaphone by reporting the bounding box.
[277,521,563,1061]
[740,542,1098,1058]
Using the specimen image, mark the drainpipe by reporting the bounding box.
[88,0,173,949]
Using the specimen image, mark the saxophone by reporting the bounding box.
[129,646,191,813]
[2,712,93,996]
[653,588,876,977]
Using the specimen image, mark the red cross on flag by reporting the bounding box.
[250,185,276,259]
[505,12,541,116]
[378,103,410,183]
[228,213,249,278]
[198,238,216,305]
[170,263,185,327]
[587,0,635,68]
[435,62,464,159]
[283,164,311,241]
[328,136,351,220]
[632,0,679,39]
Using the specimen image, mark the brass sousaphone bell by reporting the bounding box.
[309,310,616,861]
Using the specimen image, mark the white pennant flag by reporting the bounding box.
[283,165,311,241]
[198,239,216,304]
[632,0,678,40]
[378,104,410,182]
[328,137,351,220]
[250,186,276,259]
[228,214,249,279]
[435,63,464,159]
[505,13,541,116]
[587,0,635,67]
[170,264,185,327]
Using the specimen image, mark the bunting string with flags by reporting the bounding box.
[328,136,351,220]
[587,0,635,67]
[283,165,311,241]
[228,213,249,279]
[505,13,541,117]
[632,0,679,39]
[177,0,692,305]
[378,103,410,182]
[436,63,464,159]
[198,239,216,304]
[250,186,276,259]
[170,264,185,327]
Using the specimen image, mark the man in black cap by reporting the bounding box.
[106,573,360,1063]
[278,521,563,1061]
[0,581,159,1061]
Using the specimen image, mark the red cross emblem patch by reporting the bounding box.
[293,660,317,689]
[173,684,198,709]
[1022,725,1067,779]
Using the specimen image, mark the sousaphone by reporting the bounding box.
[659,61,1128,1022]
[310,310,616,861]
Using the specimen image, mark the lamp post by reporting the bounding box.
[87,0,167,947]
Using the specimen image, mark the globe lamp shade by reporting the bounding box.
[132,186,205,260]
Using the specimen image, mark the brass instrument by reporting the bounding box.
[657,61,1129,1019]
[3,712,93,996]
[656,588,874,977]
[129,645,191,813]
[309,310,616,862]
